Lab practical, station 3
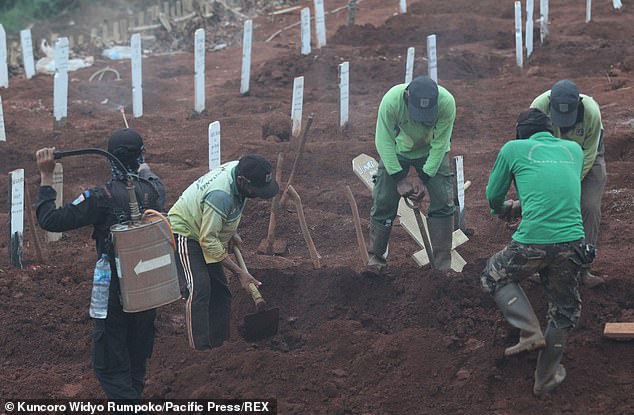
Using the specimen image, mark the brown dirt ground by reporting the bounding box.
[1,0,634,414]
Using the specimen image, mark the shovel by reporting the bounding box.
[404,196,436,270]
[233,246,280,341]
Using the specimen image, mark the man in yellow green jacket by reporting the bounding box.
[531,80,606,287]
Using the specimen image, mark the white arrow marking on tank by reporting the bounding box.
[134,254,171,276]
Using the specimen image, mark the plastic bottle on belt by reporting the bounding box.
[89,254,111,319]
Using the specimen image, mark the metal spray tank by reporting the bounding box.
[54,148,181,312]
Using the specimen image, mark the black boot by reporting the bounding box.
[494,283,545,357]
[363,221,391,277]
[427,216,454,271]
[533,322,569,396]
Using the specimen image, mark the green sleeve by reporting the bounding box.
[375,92,403,177]
[199,203,228,264]
[486,144,514,215]
[579,96,602,178]
[423,90,455,176]
[530,90,550,113]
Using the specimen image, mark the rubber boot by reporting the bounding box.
[581,267,604,288]
[363,221,391,277]
[427,216,454,271]
[493,283,545,357]
[533,322,569,396]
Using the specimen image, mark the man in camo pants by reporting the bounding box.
[481,109,590,396]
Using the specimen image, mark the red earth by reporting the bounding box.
[1,0,634,414]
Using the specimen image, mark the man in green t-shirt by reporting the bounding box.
[365,75,456,276]
[482,109,590,396]
[531,80,606,288]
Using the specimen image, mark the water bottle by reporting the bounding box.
[89,254,111,319]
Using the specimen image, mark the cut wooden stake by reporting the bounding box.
[603,323,634,340]
[280,114,314,207]
[345,185,368,267]
[287,185,321,269]
[24,180,44,263]
[258,153,287,255]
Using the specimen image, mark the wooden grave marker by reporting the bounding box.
[9,169,25,268]
[20,29,35,79]
[399,0,407,14]
[53,37,69,125]
[604,323,634,340]
[339,62,349,129]
[0,96,5,141]
[194,28,205,113]
[540,0,549,43]
[208,121,221,171]
[0,24,8,88]
[131,33,143,118]
[240,19,253,95]
[352,154,468,271]
[301,7,311,56]
[314,0,327,48]
[291,76,304,137]
[515,1,523,68]
[47,163,64,242]
[426,34,437,82]
[405,47,415,84]
[526,0,534,60]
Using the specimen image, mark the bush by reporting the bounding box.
[0,0,88,33]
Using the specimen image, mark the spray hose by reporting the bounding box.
[142,209,177,251]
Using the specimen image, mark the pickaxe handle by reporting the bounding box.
[233,246,267,310]
[404,197,435,270]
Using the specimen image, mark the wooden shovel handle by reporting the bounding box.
[233,246,267,309]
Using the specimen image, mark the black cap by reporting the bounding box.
[107,128,144,166]
[236,154,279,199]
[550,80,580,128]
[516,108,554,139]
[406,76,439,125]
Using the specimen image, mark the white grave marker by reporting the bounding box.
[526,0,534,60]
[194,28,205,113]
[314,0,327,48]
[514,1,523,68]
[208,121,221,171]
[426,34,437,83]
[453,155,466,231]
[53,37,69,123]
[9,168,24,268]
[613,0,622,10]
[291,76,304,137]
[540,0,549,43]
[0,96,5,141]
[0,24,8,88]
[399,0,407,14]
[586,0,592,23]
[240,19,253,95]
[339,62,349,128]
[301,7,311,55]
[131,33,143,118]
[405,47,415,84]
[47,163,63,242]
[20,29,35,79]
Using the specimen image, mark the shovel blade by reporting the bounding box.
[244,307,280,341]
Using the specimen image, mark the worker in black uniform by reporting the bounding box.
[35,128,165,401]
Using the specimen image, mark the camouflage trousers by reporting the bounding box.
[481,239,583,329]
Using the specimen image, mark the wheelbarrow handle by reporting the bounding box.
[233,246,267,309]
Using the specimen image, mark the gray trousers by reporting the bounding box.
[581,153,606,246]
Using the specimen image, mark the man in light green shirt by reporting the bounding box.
[531,80,606,287]
[365,75,456,276]
[168,154,279,350]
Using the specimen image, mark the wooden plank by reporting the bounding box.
[604,323,634,340]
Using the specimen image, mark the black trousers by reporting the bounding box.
[92,297,156,401]
[175,234,232,350]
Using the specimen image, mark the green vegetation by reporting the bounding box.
[0,0,92,34]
